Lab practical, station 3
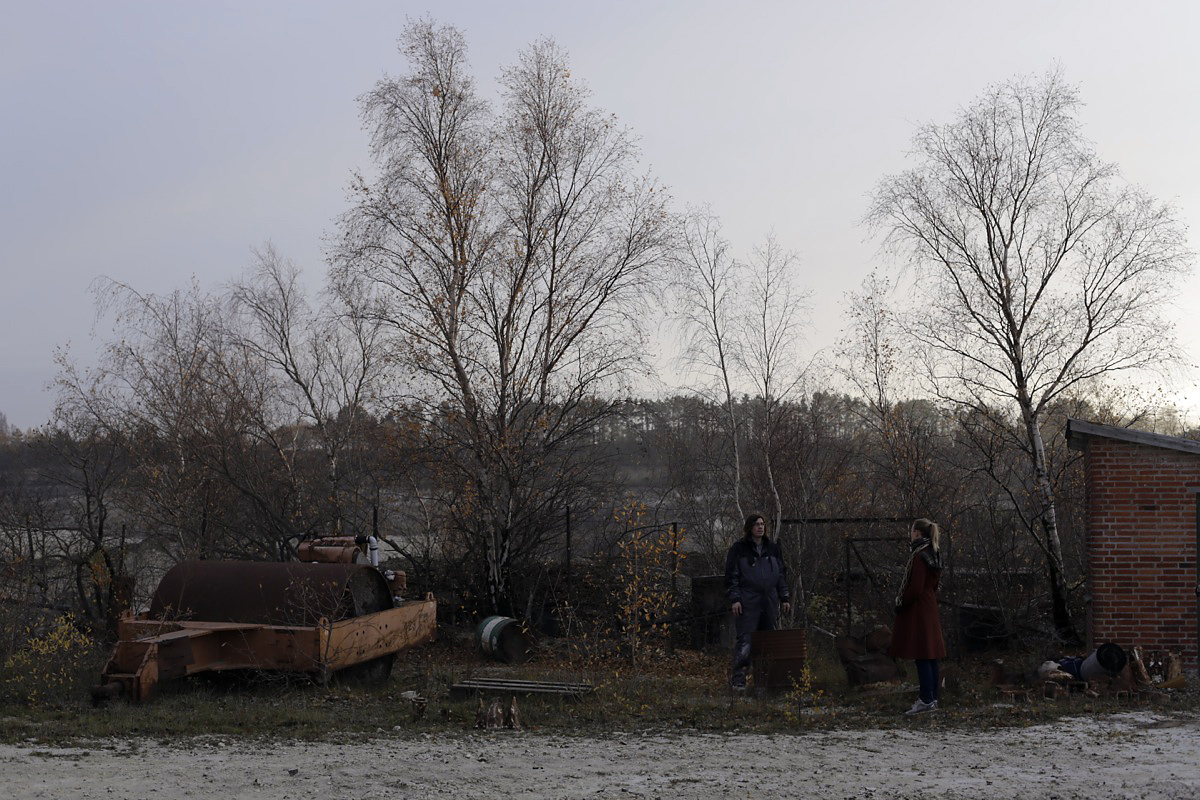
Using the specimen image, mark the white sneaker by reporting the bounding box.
[905,698,938,715]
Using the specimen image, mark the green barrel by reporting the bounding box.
[475,616,533,664]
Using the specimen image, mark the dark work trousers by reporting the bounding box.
[915,658,940,704]
[731,597,778,685]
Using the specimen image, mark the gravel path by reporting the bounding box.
[3,711,1198,799]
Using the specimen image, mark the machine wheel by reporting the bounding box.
[327,568,396,685]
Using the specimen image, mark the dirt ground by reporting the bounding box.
[3,710,1198,799]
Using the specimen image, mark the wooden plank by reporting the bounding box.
[451,677,594,697]
[452,680,590,690]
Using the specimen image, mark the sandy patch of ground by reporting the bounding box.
[3,711,1198,799]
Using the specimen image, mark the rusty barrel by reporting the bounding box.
[475,616,534,664]
[750,628,808,691]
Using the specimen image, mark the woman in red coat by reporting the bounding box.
[889,518,946,715]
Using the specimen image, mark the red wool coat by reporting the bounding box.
[888,549,946,660]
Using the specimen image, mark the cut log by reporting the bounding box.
[1129,647,1152,686]
[503,696,521,730]
[1165,652,1183,682]
[474,696,505,728]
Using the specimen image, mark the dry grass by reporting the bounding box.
[0,628,1194,745]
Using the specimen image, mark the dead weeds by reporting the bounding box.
[1,630,1194,745]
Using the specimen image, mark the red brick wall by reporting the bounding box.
[1084,436,1198,670]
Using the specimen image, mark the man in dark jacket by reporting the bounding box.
[724,513,792,689]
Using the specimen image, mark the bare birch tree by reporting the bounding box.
[839,273,903,421]
[57,277,344,562]
[333,22,672,614]
[868,69,1192,641]
[837,273,946,516]
[672,209,744,522]
[229,245,386,534]
[57,280,247,560]
[739,235,811,537]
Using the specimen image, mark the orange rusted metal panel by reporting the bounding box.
[96,560,435,704]
[97,598,436,702]
[323,597,437,671]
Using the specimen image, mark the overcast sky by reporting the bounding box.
[3,0,1198,430]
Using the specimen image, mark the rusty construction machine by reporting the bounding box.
[93,535,436,704]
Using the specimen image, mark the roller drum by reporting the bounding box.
[149,560,393,626]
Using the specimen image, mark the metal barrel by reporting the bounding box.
[1081,642,1127,680]
[475,616,533,664]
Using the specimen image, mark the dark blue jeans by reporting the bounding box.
[915,658,940,704]
[731,599,778,685]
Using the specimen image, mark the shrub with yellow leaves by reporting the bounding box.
[611,497,686,671]
[2,614,98,707]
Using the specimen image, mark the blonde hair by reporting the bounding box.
[913,518,940,552]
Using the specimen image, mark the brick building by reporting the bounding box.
[1066,419,1199,671]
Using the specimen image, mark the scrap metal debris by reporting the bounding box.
[400,690,428,720]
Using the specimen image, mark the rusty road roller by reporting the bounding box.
[94,536,436,703]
